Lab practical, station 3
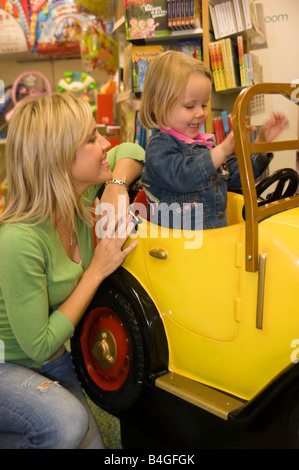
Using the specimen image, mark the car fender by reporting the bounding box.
[101,266,169,383]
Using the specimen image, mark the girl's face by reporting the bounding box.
[71,119,112,195]
[164,73,212,139]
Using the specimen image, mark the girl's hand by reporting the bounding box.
[255,112,289,143]
[221,131,235,155]
[211,131,235,169]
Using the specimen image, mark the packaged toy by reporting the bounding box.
[5,71,52,121]
[0,0,31,52]
[30,0,95,56]
[57,71,97,114]
[76,0,115,19]
[80,18,118,75]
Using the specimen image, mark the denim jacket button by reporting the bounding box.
[210,175,216,182]
[217,211,224,218]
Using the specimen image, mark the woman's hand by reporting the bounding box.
[91,213,138,282]
[58,213,138,327]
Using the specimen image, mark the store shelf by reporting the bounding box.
[0,51,81,63]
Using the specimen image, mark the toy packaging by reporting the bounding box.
[123,0,171,41]
[57,71,97,114]
[80,18,118,74]
[76,0,115,19]
[0,0,31,53]
[30,0,95,56]
[5,71,52,121]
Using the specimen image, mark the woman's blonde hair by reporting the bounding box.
[0,93,94,228]
[140,50,213,130]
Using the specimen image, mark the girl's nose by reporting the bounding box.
[195,106,205,118]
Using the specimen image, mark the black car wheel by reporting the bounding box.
[71,285,146,414]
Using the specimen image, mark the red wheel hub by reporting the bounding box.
[80,307,131,391]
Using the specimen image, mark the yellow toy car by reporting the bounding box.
[72,83,299,448]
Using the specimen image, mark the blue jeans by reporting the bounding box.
[0,352,105,449]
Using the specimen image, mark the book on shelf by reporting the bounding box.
[225,37,240,88]
[167,0,202,31]
[233,0,245,32]
[123,0,171,40]
[241,0,252,30]
[213,111,233,144]
[209,34,263,91]
[209,38,241,91]
[237,35,246,87]
[209,0,265,40]
[134,110,148,149]
[132,39,203,95]
[243,50,262,86]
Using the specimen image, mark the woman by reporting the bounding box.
[0,93,144,448]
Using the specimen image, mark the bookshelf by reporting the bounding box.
[118,0,267,135]
[208,0,266,45]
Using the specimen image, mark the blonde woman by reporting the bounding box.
[140,50,288,230]
[0,93,144,449]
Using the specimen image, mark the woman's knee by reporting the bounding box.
[32,378,89,449]
[0,363,89,449]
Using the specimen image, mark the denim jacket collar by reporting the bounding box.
[159,127,215,149]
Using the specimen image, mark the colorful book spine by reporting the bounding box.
[213,118,225,144]
[216,41,227,90]
[219,39,230,88]
[167,0,173,28]
[237,35,246,86]
[213,112,233,144]
[209,42,220,91]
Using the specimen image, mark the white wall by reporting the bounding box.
[251,0,299,171]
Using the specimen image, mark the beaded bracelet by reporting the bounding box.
[105,178,129,191]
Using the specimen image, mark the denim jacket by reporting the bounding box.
[141,131,272,230]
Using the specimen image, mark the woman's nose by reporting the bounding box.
[99,134,111,151]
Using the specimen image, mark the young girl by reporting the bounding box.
[140,50,289,230]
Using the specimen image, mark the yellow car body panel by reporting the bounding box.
[123,193,299,401]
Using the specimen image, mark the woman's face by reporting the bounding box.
[71,119,112,195]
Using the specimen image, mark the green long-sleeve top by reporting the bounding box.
[0,143,144,368]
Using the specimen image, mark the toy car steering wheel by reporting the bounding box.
[5,71,52,121]
[256,168,299,206]
[242,168,299,220]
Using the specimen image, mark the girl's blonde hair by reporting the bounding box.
[0,92,94,228]
[140,50,213,130]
